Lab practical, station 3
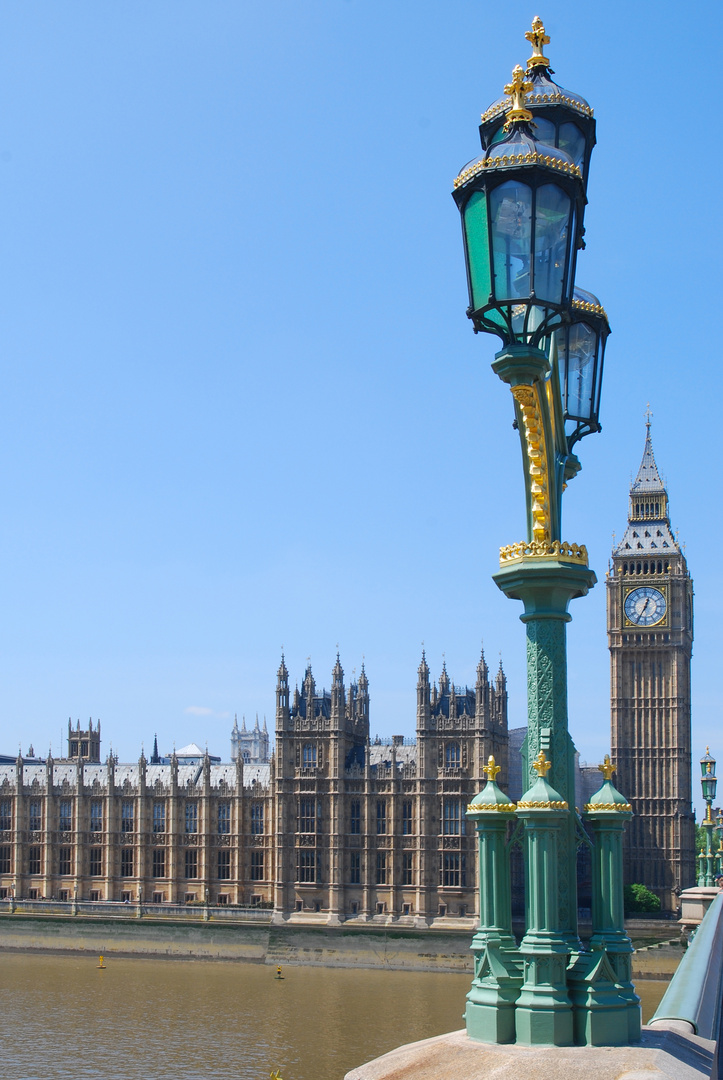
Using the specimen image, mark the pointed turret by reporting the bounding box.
[631,420,666,498]
[438,660,450,696]
[276,652,290,715]
[615,421,679,558]
[303,664,316,701]
[150,734,160,765]
[476,646,489,689]
[496,658,506,692]
[416,649,431,723]
[356,663,369,728]
[331,652,345,723]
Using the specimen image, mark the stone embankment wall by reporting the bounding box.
[0,911,681,973]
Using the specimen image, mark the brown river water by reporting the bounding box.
[0,952,668,1080]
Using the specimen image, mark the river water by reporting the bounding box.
[0,953,668,1080]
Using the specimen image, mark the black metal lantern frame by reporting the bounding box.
[452,134,586,349]
[701,749,717,805]
[548,287,609,449]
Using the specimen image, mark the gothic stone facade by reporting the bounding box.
[608,425,696,910]
[0,652,508,921]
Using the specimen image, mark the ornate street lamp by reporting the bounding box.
[698,749,717,887]
[453,63,585,349]
[453,17,633,1049]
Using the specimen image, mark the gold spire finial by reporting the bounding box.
[526,15,550,69]
[484,755,501,780]
[598,754,616,781]
[532,750,552,777]
[503,65,534,127]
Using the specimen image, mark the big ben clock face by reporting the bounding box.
[624,586,667,626]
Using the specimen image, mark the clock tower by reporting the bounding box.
[607,422,695,911]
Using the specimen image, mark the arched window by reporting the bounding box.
[303,743,317,768]
[445,742,461,769]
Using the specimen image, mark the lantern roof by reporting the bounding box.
[701,747,716,767]
[479,18,593,135]
[455,65,581,191]
[571,287,608,325]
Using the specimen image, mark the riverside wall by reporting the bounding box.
[0,907,682,972]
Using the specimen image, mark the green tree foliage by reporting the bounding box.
[696,823,720,854]
[623,883,661,914]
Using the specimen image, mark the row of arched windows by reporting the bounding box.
[621,560,669,576]
[633,501,664,519]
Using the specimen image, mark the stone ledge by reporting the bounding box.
[344,1026,715,1080]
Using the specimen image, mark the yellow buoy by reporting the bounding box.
[98,955,106,969]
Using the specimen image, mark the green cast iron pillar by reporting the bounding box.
[514,750,574,1046]
[491,343,596,949]
[465,755,521,1044]
[576,755,641,1046]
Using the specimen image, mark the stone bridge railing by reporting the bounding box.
[650,890,723,1076]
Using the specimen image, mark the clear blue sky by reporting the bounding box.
[0,2,719,817]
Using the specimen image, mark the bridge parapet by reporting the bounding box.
[650,891,723,1043]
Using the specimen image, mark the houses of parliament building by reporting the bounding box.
[0,429,695,918]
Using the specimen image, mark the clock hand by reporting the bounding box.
[640,598,650,614]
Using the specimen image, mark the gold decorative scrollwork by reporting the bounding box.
[583,802,632,813]
[511,384,550,546]
[466,802,516,813]
[454,150,582,190]
[516,799,569,810]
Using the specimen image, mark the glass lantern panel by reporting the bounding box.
[490,180,532,301]
[489,125,507,147]
[533,184,571,305]
[560,321,596,421]
[463,190,492,311]
[558,122,586,169]
[530,116,555,147]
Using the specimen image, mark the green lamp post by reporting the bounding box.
[698,749,717,887]
[453,17,631,1048]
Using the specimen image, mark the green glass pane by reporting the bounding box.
[463,190,491,310]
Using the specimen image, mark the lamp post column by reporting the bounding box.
[514,751,573,1047]
[580,757,641,1045]
[465,756,521,1044]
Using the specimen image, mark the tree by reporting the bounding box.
[695,823,720,855]
[623,883,661,914]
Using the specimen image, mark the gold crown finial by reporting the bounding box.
[503,65,534,128]
[484,755,501,780]
[526,15,550,68]
[532,750,552,777]
[598,754,616,781]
